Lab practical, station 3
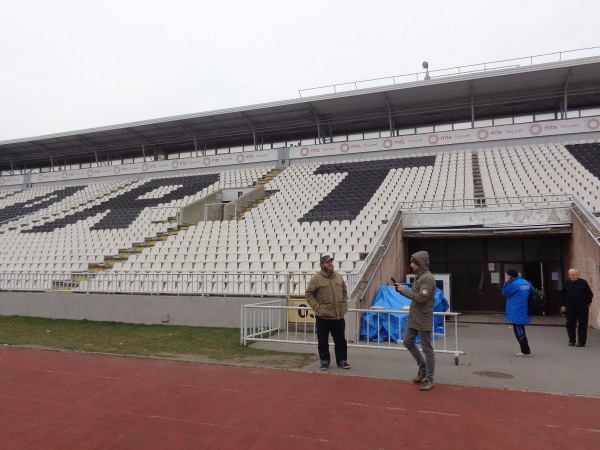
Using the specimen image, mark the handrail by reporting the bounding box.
[357,202,403,282]
[396,194,572,212]
[570,195,600,243]
[299,46,600,98]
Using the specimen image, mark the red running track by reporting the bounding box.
[1,347,598,449]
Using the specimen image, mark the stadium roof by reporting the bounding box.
[2,55,600,173]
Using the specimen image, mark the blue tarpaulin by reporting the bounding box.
[360,284,450,343]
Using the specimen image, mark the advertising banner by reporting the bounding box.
[28,149,279,184]
[0,175,24,187]
[289,116,600,159]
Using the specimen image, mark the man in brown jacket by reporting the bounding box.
[395,251,436,391]
[305,255,350,371]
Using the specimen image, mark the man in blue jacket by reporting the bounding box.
[501,269,532,357]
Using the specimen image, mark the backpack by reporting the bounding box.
[528,285,546,316]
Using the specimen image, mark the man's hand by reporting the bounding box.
[394,283,406,294]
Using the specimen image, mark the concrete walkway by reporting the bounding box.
[252,315,600,398]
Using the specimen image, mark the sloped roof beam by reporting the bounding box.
[151,123,172,137]
[29,141,61,171]
[125,127,145,140]
[124,128,152,160]
[77,136,94,149]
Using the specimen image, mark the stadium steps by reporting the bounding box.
[232,169,282,219]
[234,189,278,220]
[472,152,486,207]
[257,169,283,186]
[54,221,189,291]
[97,225,183,270]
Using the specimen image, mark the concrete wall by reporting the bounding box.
[354,215,405,310]
[0,292,268,328]
[223,186,264,220]
[180,190,222,224]
[403,204,572,228]
[564,211,600,330]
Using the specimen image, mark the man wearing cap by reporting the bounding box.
[305,255,350,370]
[395,251,436,391]
[501,269,532,357]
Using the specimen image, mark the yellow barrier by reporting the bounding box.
[287,299,315,323]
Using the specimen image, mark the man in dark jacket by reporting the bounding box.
[305,255,350,371]
[501,269,532,357]
[560,268,593,347]
[395,251,436,391]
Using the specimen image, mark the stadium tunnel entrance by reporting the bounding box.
[406,236,569,314]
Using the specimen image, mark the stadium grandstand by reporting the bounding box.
[1,47,599,334]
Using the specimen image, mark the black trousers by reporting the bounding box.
[566,304,590,344]
[512,324,531,354]
[315,316,347,365]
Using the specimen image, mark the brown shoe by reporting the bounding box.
[412,371,426,383]
[419,380,434,391]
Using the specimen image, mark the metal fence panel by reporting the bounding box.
[241,302,465,363]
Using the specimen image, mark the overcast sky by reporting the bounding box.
[1,0,599,142]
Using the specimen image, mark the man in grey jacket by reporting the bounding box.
[395,251,436,391]
[305,255,350,371]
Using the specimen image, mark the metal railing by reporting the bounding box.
[350,201,403,291]
[241,301,464,363]
[299,46,600,98]
[571,196,600,244]
[0,271,358,298]
[396,194,573,211]
[0,271,296,297]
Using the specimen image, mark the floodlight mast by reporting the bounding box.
[422,61,430,80]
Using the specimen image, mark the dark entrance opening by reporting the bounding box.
[407,237,564,314]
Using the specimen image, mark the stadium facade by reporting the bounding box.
[1,50,599,331]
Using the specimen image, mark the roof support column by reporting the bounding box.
[193,138,207,156]
[560,69,572,119]
[240,113,258,151]
[251,126,257,151]
[317,120,322,143]
[470,83,475,128]
[384,93,394,136]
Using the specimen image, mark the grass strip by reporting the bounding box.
[0,316,317,369]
